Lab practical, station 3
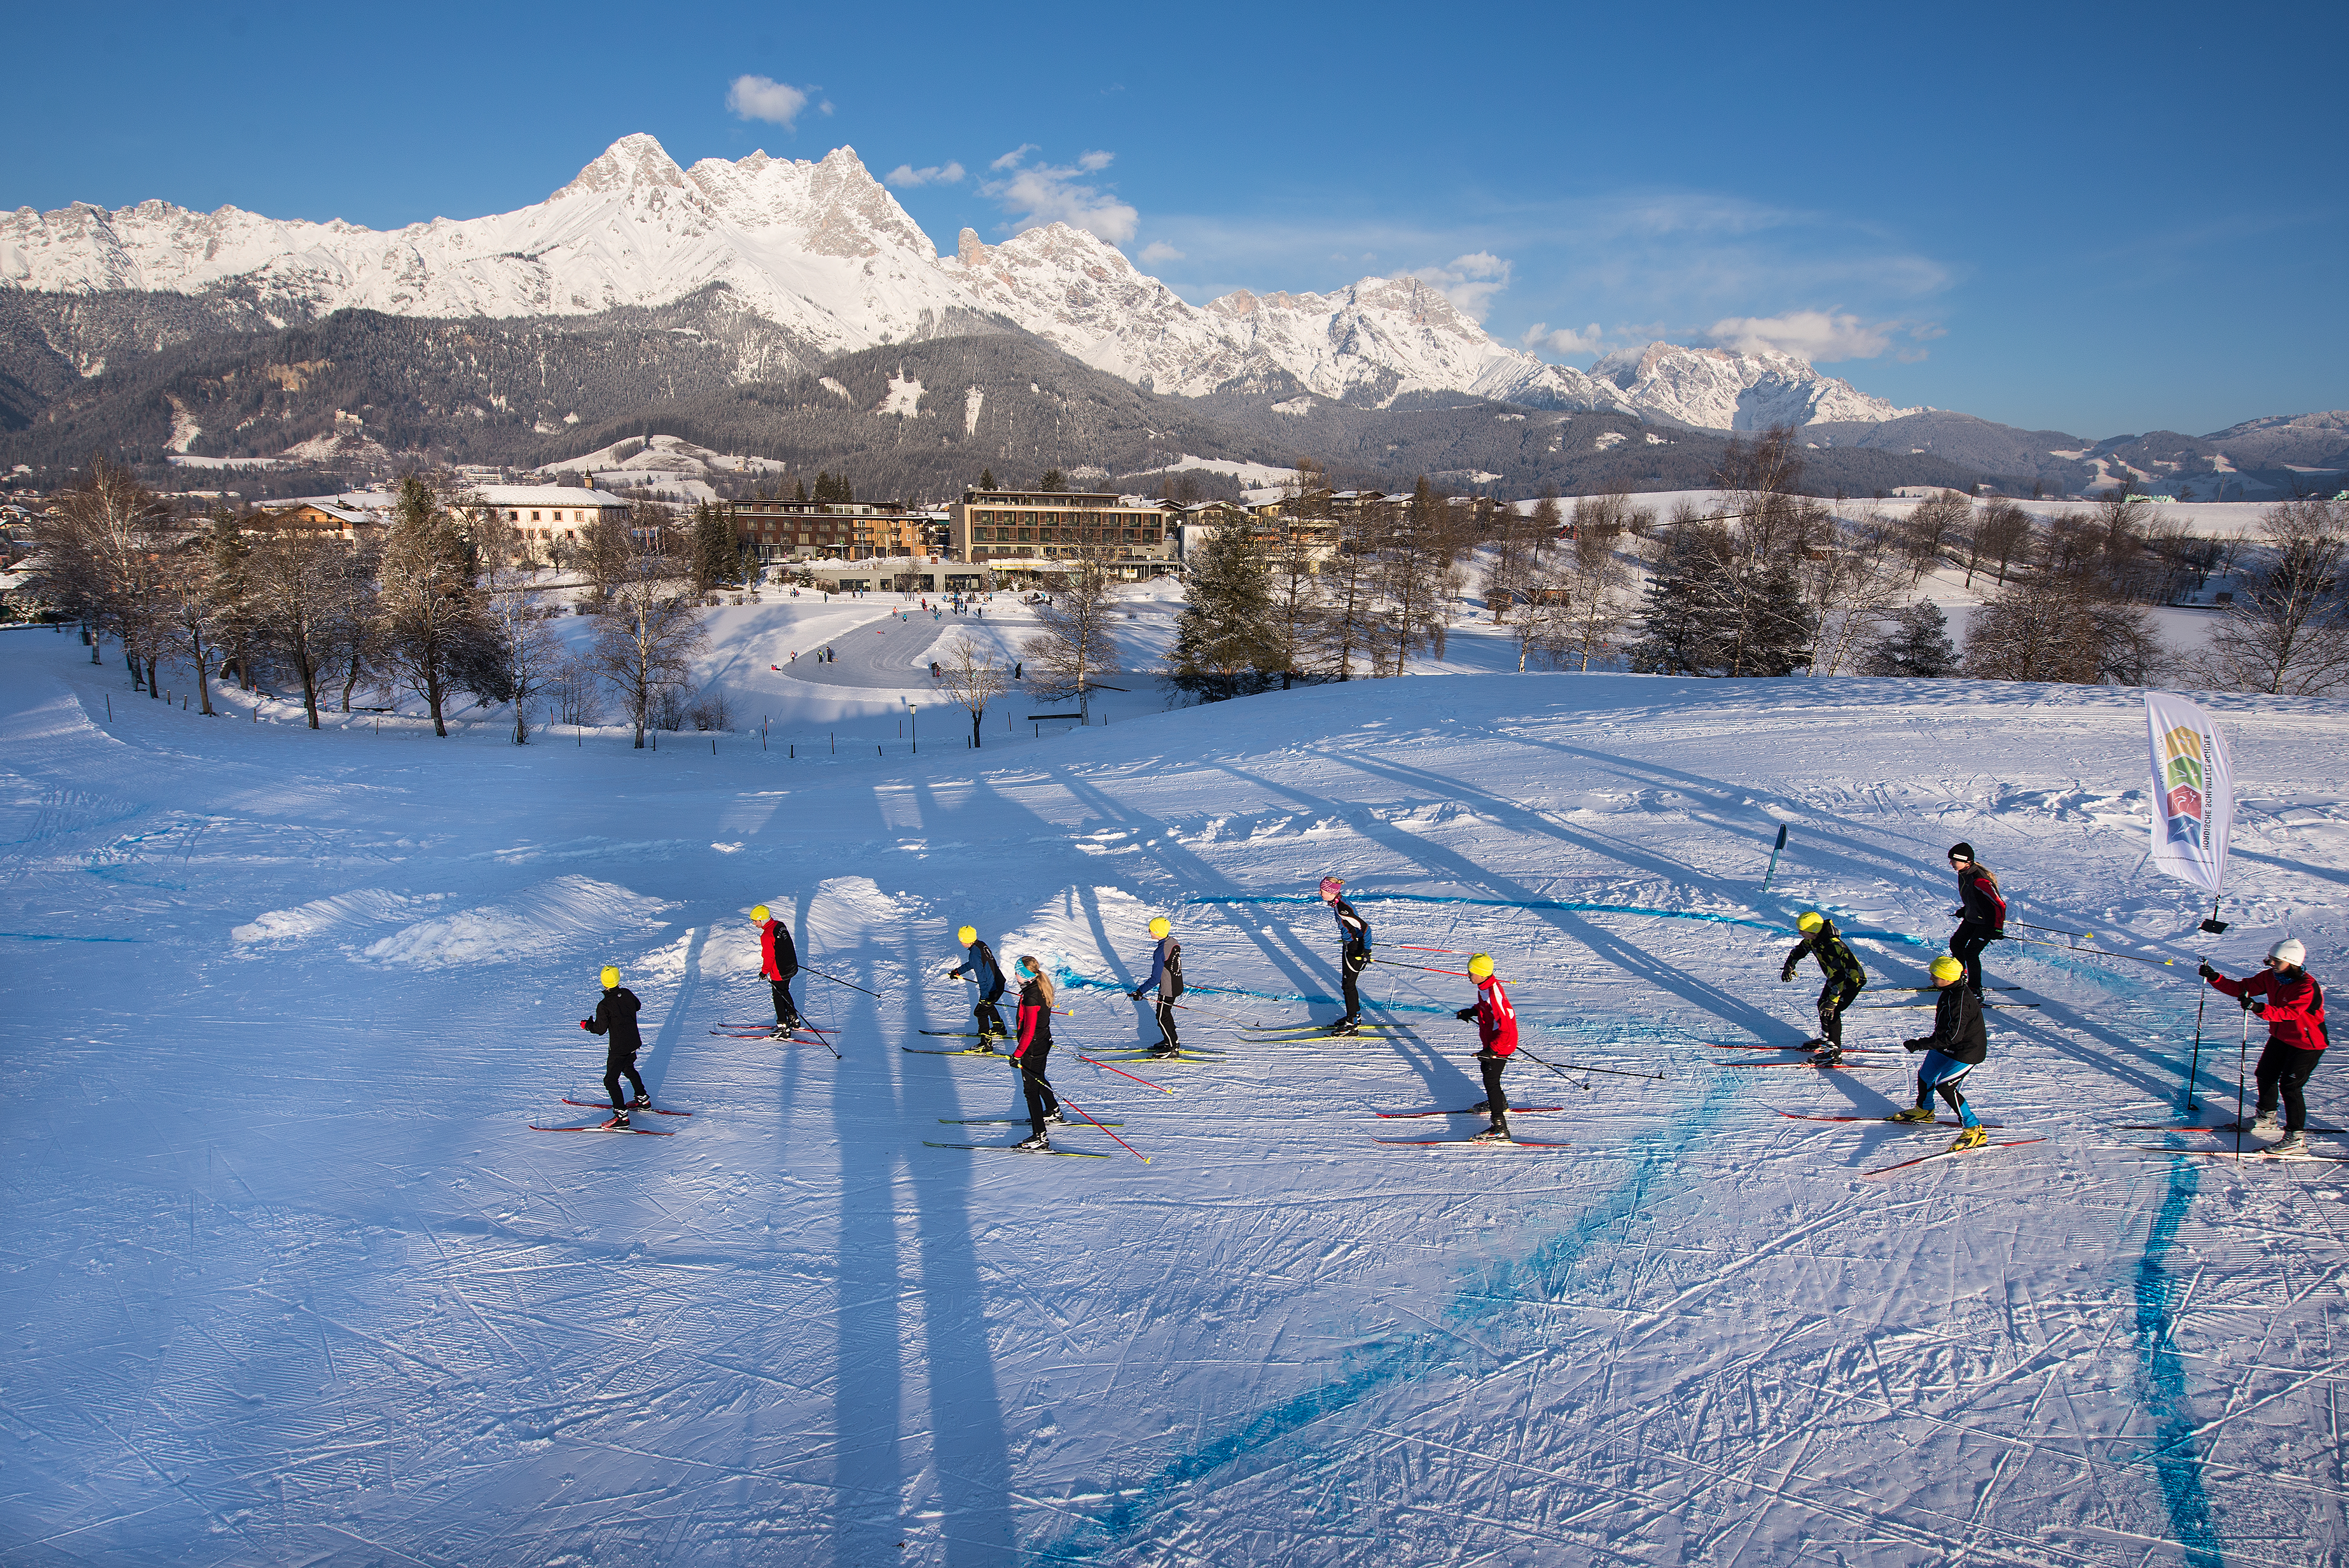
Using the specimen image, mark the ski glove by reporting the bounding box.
[2249,998,2267,1017]
[1903,1038,1928,1051]
[1129,988,1145,1001]
[1779,968,1796,983]
[2197,962,2219,980]
[1455,1006,1478,1023]
[580,1019,592,1030]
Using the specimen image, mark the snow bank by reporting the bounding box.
[359,873,676,969]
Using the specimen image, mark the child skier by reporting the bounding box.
[580,965,648,1130]
[2200,938,2329,1152]
[1891,955,1989,1150]
[1781,910,1867,1064]
[1127,915,1184,1058]
[946,925,1009,1042]
[1946,843,2007,995]
[752,902,800,1037]
[1011,956,1065,1151]
[1320,877,1372,1035]
[1451,953,1519,1142]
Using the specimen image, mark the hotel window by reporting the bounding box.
[531,511,542,521]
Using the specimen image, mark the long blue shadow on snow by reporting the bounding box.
[1,932,139,942]
[2127,1152,2224,1567]
[1031,1069,1738,1563]
[1180,891,1929,947]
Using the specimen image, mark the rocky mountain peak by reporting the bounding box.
[555,134,689,200]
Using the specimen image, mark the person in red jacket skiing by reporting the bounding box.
[2200,937,2330,1152]
[752,902,800,1038]
[1946,843,2006,996]
[1452,953,1519,1142]
[1010,956,1065,1152]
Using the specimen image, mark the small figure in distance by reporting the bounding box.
[1782,911,1867,1066]
[1128,915,1184,1059]
[1320,877,1372,1036]
[581,964,648,1129]
[2199,938,2329,1154]
[1452,953,1518,1141]
[752,902,800,1039]
[1891,955,1990,1151]
[947,925,1010,1043]
[1946,843,2006,996]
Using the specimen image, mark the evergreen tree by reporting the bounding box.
[1863,600,1962,678]
[689,502,739,593]
[1626,529,1712,675]
[978,468,997,491]
[1038,468,1065,493]
[794,478,809,503]
[1171,518,1278,701]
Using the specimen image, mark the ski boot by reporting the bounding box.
[1888,1106,1937,1123]
[630,1094,652,1110]
[1149,1042,1180,1059]
[1948,1125,1988,1152]
[2272,1131,2307,1155]
[770,1023,795,1040]
[1043,1108,1071,1126]
[1811,1045,1844,1067]
[1013,1131,1050,1152]
[1471,1119,1512,1144]
[1800,1037,1832,1053]
[600,1110,632,1131]
[1326,1018,1361,1038]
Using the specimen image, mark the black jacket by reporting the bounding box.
[951,940,1007,1002]
[1782,921,1866,989]
[1331,898,1371,968]
[585,987,644,1053]
[1956,868,2006,933]
[1907,984,1987,1064]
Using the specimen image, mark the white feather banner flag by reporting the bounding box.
[2144,692,2234,896]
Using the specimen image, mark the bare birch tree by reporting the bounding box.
[593,504,707,748]
[2193,498,2349,695]
[1023,548,1121,716]
[936,635,1012,747]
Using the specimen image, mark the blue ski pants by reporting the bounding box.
[1914,1050,1981,1128]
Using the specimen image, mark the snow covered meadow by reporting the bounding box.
[5,600,2347,1565]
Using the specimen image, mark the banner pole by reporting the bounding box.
[2185,892,2220,1112]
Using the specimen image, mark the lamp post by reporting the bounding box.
[904,697,917,755]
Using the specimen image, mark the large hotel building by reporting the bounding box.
[944,489,1178,580]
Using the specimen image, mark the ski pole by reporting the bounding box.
[1373,957,1471,977]
[1077,1055,1174,1095]
[2185,892,2223,1113]
[1057,1091,1150,1163]
[1761,823,1788,892]
[2236,992,2251,1160]
[1997,934,2183,969]
[1516,1044,1665,1084]
[1396,944,1460,954]
[2011,919,2103,941]
[803,964,882,999]
[802,1026,843,1060]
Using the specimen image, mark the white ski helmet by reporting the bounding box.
[2268,937,2307,968]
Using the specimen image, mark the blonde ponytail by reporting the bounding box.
[1020,956,1056,1010]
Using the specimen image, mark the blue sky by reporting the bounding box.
[10,0,2342,437]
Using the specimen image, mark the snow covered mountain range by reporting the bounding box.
[2,134,1912,432]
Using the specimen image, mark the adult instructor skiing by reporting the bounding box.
[1127,915,1184,1059]
[2199,938,2329,1153]
[1453,953,1519,1142]
[752,903,801,1038]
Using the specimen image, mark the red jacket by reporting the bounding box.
[1474,975,1518,1057]
[759,917,797,982]
[2209,968,2327,1052]
[1013,978,1054,1060]
[1956,868,2006,932]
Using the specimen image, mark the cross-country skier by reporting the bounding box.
[1451,953,1519,1141]
[1782,910,1867,1064]
[1321,876,1372,1035]
[1011,956,1066,1151]
[1127,915,1184,1058]
[946,925,1009,1042]
[1946,843,2006,996]
[2200,938,2329,1153]
[580,965,647,1129]
[752,902,800,1037]
[1891,955,1989,1150]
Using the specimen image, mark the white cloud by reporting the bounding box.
[885,161,966,189]
[1407,251,1512,321]
[726,76,817,129]
[1139,241,1184,265]
[1701,309,1940,364]
[990,143,1039,172]
[981,150,1139,245]
[1077,150,1115,172]
[1522,321,1607,357]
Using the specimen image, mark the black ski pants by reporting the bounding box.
[770,971,799,1027]
[1340,949,1368,1022]
[1153,997,1179,1050]
[1478,1049,1510,1125]
[1951,924,1997,994]
[1817,976,1862,1046]
[605,1046,646,1111]
[975,996,1006,1036]
[1020,1043,1060,1135]
[2255,1042,2324,1132]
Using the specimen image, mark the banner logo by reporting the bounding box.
[2159,723,2207,849]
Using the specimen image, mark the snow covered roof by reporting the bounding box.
[468,485,633,509]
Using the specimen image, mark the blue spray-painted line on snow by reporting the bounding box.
[1182,892,1930,946]
[0,932,139,942]
[2126,1152,2225,1567]
[1032,1069,1738,1563]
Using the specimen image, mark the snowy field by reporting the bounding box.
[5,624,2348,1567]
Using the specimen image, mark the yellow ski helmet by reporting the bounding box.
[1149,916,1172,939]
[1468,953,1495,980]
[751,904,771,922]
[1797,912,1825,934]
[600,966,620,988]
[1930,955,1964,984]
[957,925,977,946]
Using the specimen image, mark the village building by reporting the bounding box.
[465,484,634,547]
[944,489,1177,581]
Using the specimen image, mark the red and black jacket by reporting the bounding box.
[2208,968,2328,1053]
[1956,868,2006,934]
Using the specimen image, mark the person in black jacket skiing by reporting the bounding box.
[581,964,648,1129]
[947,924,1009,1042]
[1127,914,1183,1058]
[1321,876,1372,1034]
[1891,955,1990,1150]
[1946,843,2006,996]
[752,902,800,1037]
[1782,910,1867,1064]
